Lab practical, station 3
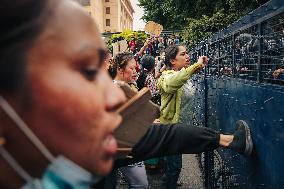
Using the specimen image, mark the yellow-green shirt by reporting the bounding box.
[157,63,203,124]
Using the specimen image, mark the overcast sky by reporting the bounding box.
[130,0,146,31]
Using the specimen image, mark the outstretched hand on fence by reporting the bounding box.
[198,56,209,67]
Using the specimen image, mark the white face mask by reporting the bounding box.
[0,96,102,189]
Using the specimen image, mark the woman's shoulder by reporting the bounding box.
[161,70,176,78]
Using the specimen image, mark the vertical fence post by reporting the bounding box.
[257,23,263,83]
[232,34,236,77]
[218,38,221,76]
[202,42,211,189]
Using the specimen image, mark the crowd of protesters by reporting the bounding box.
[103,35,253,189]
[106,35,181,188]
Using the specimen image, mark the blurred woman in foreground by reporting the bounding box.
[0,0,126,188]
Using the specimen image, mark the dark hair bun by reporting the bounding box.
[141,55,155,72]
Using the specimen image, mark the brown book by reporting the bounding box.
[114,82,160,152]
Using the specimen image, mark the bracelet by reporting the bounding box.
[192,63,203,73]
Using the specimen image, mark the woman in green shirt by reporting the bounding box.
[157,45,208,188]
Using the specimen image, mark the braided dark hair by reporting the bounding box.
[108,52,134,79]
[164,45,179,69]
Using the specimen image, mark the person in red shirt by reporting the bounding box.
[129,37,137,54]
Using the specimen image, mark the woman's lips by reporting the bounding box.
[102,134,117,157]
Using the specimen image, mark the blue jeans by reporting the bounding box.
[165,154,182,189]
[120,162,148,189]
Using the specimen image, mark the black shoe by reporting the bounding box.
[228,120,253,156]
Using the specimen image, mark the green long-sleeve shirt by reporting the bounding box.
[157,63,203,124]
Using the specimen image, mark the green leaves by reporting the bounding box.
[107,30,148,51]
[182,10,243,48]
[138,0,269,48]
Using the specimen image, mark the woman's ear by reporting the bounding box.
[117,68,125,78]
[170,59,176,66]
[117,68,123,75]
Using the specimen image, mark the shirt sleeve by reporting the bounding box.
[158,63,203,93]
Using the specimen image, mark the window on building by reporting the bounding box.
[106,19,111,26]
[105,0,109,2]
[106,7,110,14]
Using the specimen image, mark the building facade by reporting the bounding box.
[78,0,134,33]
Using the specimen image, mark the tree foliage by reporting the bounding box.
[138,0,269,29]
[111,29,147,42]
[138,0,269,47]
[183,10,243,48]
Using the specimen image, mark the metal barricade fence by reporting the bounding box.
[189,0,284,188]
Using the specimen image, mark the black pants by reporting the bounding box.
[96,123,220,188]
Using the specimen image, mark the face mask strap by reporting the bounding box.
[0,97,102,187]
[0,96,54,162]
[0,139,32,182]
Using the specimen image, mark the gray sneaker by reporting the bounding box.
[228,120,253,156]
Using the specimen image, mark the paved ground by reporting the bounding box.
[117,154,205,189]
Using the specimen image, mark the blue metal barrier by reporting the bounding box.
[189,0,284,188]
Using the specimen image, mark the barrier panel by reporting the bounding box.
[189,0,284,188]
